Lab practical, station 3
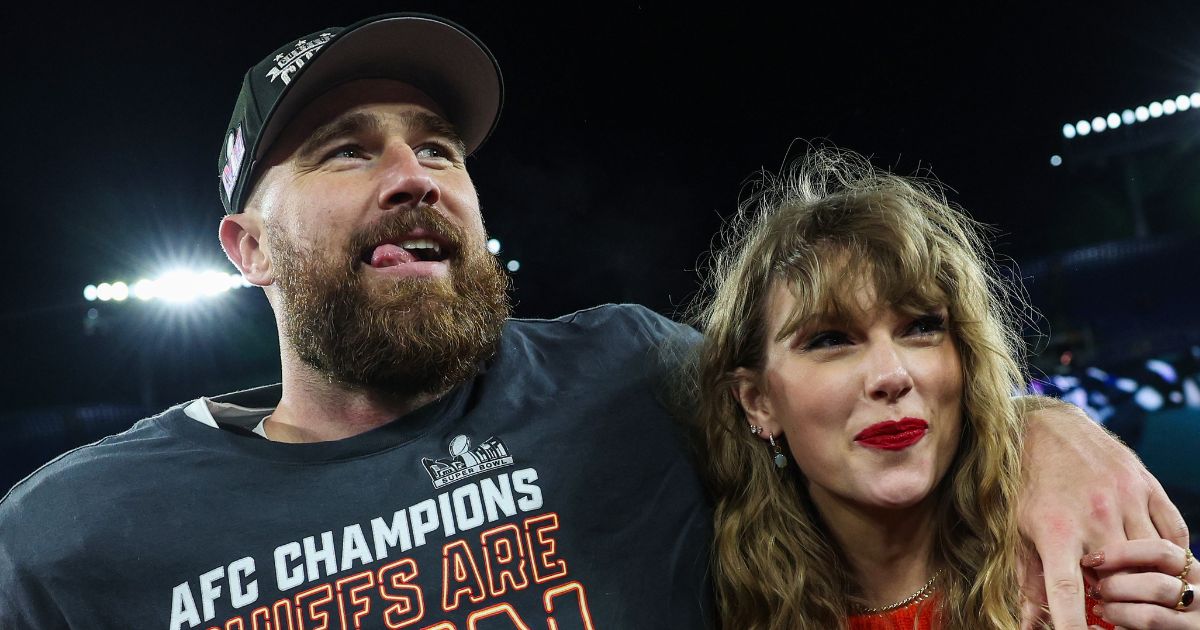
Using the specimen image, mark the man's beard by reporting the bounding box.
[269,206,510,400]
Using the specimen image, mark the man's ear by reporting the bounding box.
[219,213,273,287]
[732,367,780,440]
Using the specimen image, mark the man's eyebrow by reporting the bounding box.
[297,112,385,158]
[398,111,468,157]
[295,110,468,159]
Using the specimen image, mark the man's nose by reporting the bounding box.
[865,343,914,403]
[377,145,440,211]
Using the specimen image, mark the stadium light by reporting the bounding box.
[83,269,252,304]
[1061,91,1200,139]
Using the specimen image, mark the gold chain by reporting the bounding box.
[852,569,943,615]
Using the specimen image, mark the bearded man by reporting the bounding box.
[0,13,1188,630]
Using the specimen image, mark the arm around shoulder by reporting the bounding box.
[1015,394,1190,629]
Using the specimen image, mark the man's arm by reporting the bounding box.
[1016,396,1190,630]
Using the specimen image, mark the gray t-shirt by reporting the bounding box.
[0,304,712,629]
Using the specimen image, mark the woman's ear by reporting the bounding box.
[732,367,781,440]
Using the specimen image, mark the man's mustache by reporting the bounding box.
[346,205,467,264]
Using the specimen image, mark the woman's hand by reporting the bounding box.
[1083,539,1197,629]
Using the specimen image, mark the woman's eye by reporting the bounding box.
[908,314,947,336]
[802,331,850,351]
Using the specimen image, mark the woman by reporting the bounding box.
[691,146,1196,628]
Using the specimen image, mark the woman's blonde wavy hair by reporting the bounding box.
[690,146,1029,629]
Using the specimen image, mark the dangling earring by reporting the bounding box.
[769,433,787,468]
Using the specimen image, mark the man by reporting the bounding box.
[0,13,1188,630]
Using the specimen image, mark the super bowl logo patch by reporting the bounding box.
[266,32,334,85]
[220,126,245,200]
[422,434,514,489]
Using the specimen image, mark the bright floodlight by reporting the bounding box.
[133,279,154,300]
[486,238,501,254]
[83,269,251,305]
[506,259,520,272]
[1063,91,1200,141]
[1049,154,1063,167]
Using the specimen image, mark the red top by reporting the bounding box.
[846,594,1113,629]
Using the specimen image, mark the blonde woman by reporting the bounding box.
[691,147,1196,628]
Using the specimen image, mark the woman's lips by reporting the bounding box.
[854,417,929,451]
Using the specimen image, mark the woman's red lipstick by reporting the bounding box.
[854,417,928,451]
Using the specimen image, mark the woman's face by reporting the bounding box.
[737,281,964,513]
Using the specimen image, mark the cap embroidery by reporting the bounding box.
[265,32,335,85]
[220,126,246,201]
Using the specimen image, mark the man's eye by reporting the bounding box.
[415,144,457,161]
[324,145,365,160]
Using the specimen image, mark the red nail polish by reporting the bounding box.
[1081,551,1105,567]
[1091,603,1103,617]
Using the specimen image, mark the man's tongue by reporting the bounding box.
[370,244,417,268]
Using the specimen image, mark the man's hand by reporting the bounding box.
[1017,396,1190,630]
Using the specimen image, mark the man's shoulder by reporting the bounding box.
[506,303,699,347]
[0,404,188,514]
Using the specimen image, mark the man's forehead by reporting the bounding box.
[269,79,456,158]
[294,79,446,130]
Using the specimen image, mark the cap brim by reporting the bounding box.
[255,14,502,163]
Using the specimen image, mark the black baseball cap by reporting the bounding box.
[217,13,503,214]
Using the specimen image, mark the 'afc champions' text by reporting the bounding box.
[168,468,597,630]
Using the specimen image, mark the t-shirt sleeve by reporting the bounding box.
[0,483,70,628]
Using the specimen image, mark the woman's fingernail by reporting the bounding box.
[1091,603,1103,617]
[1081,551,1105,567]
[1088,584,1101,599]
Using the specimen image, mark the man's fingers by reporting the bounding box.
[1146,475,1190,547]
[1123,508,1160,541]
[1043,545,1090,630]
[1019,547,1049,630]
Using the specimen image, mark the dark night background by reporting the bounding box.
[2,3,1198,538]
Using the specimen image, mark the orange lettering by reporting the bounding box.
[480,524,529,597]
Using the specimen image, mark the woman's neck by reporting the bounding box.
[809,485,940,610]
